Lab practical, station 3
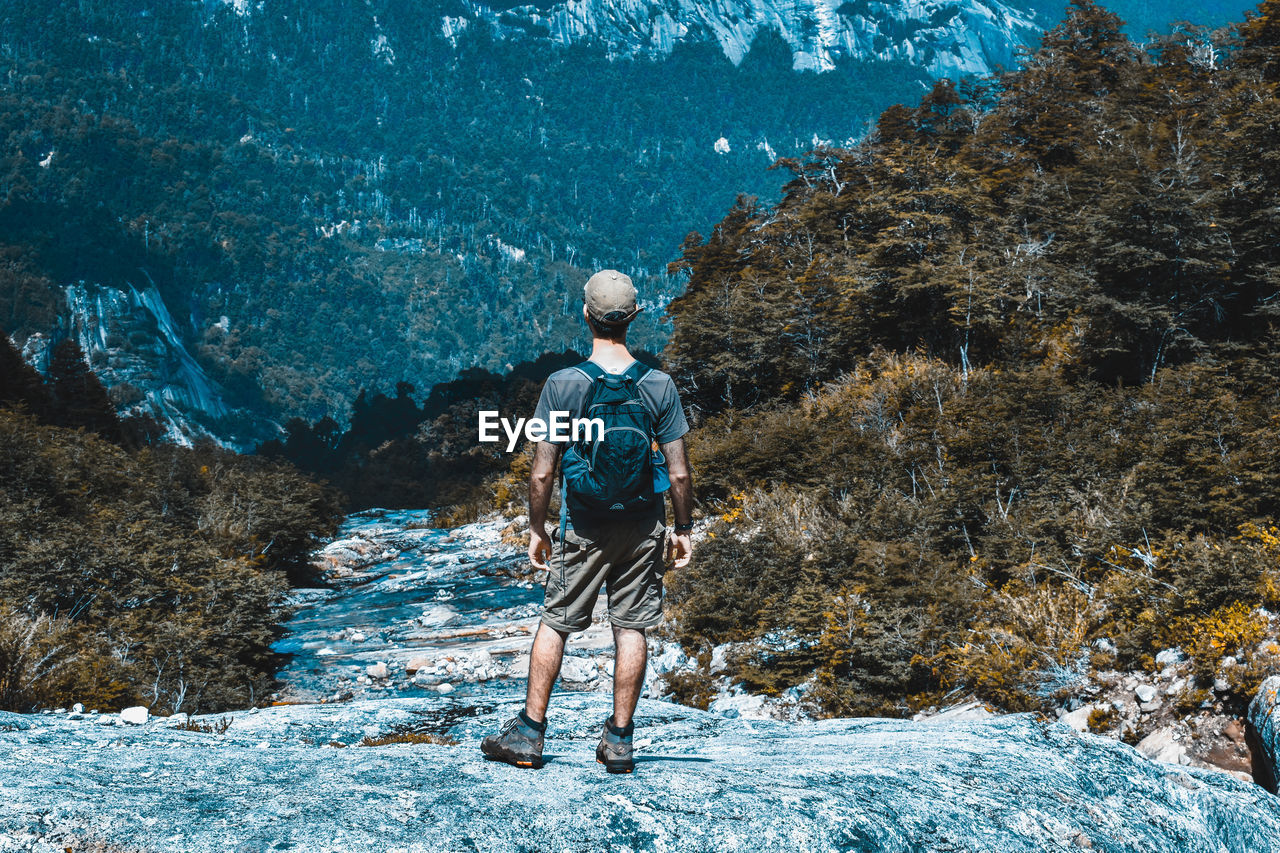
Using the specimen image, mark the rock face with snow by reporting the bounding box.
[1250,674,1280,791]
[3,693,1280,852]
[469,0,1042,77]
[17,281,277,451]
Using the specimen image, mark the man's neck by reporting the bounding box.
[589,338,634,373]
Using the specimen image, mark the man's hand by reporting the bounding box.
[529,524,552,570]
[667,531,692,568]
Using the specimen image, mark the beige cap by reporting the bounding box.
[584,269,639,325]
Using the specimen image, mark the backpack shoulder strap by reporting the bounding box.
[573,360,604,382]
[622,361,652,385]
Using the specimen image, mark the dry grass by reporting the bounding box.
[359,731,459,747]
[175,715,234,734]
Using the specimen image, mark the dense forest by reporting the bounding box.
[0,0,930,438]
[655,0,1280,726]
[0,333,341,713]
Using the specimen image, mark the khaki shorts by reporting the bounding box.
[541,516,668,633]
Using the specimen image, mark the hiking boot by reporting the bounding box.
[596,717,634,774]
[481,714,545,769]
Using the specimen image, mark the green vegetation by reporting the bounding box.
[0,0,925,430]
[662,0,1280,718]
[0,333,341,713]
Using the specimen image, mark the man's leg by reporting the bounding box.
[525,622,569,723]
[611,624,647,728]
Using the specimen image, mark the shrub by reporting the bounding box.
[0,408,340,713]
[0,604,80,712]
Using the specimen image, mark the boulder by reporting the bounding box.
[1248,674,1280,791]
[404,656,433,674]
[118,706,149,726]
[365,662,389,680]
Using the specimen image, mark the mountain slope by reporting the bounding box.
[0,0,1258,446]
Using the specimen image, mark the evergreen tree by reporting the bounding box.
[0,330,50,417]
[46,338,122,442]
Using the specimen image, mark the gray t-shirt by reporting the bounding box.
[532,361,690,446]
[533,360,690,529]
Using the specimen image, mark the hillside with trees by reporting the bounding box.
[0,333,341,713]
[660,0,1280,731]
[0,0,929,437]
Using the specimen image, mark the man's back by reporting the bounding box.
[481,268,693,775]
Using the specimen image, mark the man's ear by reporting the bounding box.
[582,304,590,324]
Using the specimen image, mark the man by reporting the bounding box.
[481,269,694,774]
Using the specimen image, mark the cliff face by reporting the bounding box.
[469,0,1042,75]
[20,282,279,451]
[3,692,1280,852]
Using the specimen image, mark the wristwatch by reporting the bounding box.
[672,520,693,533]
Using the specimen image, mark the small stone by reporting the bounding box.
[1155,648,1185,667]
[72,703,84,714]
[1135,685,1157,703]
[1059,705,1096,733]
[1137,727,1186,765]
[119,706,149,726]
[559,656,596,683]
[435,682,455,695]
[405,657,433,674]
[366,662,390,679]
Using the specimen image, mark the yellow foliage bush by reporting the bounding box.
[1238,522,1280,608]
[1168,600,1275,695]
[921,583,1100,712]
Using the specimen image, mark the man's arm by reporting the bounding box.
[527,439,561,569]
[661,437,694,568]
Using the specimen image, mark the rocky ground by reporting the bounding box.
[3,693,1280,853]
